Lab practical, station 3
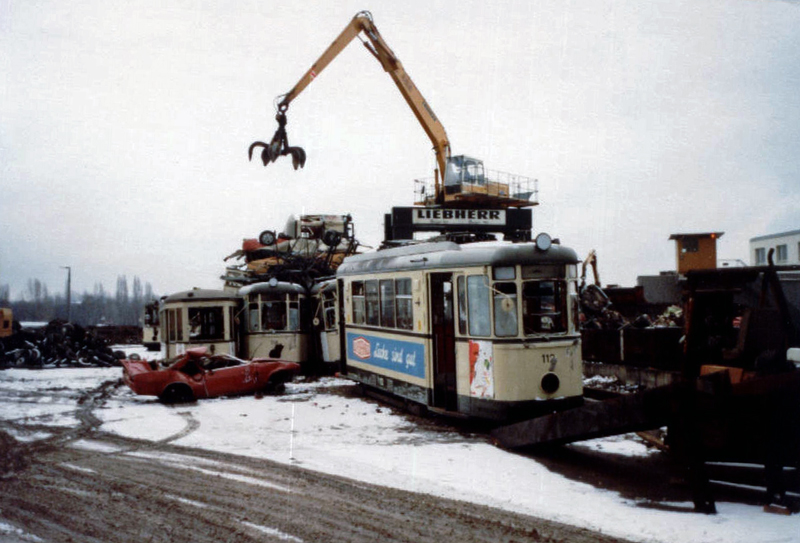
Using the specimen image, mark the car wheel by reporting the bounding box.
[160,384,195,404]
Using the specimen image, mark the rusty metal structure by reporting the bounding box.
[492,258,800,513]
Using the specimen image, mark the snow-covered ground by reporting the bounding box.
[1,345,798,543]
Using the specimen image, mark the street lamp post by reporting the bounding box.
[61,266,71,322]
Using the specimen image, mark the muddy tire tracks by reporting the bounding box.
[0,377,633,543]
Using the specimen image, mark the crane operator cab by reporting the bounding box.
[438,155,538,208]
[444,155,486,193]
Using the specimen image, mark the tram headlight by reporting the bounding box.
[535,232,552,252]
[541,372,560,394]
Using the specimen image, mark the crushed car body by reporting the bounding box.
[121,347,300,403]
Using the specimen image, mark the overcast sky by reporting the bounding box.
[2,0,799,301]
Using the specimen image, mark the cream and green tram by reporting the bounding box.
[239,281,311,364]
[311,278,342,371]
[160,289,242,359]
[336,237,583,422]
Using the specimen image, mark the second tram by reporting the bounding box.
[239,281,311,363]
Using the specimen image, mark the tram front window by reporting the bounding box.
[262,301,287,331]
[493,283,518,337]
[522,280,565,334]
[248,303,259,332]
[288,302,300,331]
[467,275,491,337]
[188,307,225,340]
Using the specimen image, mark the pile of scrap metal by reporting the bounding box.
[0,320,126,369]
[579,249,683,330]
[494,260,800,514]
[222,214,361,289]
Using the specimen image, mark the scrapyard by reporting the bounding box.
[2,7,800,543]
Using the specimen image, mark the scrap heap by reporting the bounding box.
[221,214,361,290]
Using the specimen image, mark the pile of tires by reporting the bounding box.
[0,320,124,369]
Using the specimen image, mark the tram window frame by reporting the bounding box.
[467,275,491,337]
[168,309,176,342]
[323,290,337,331]
[457,276,468,335]
[493,282,518,337]
[352,281,365,325]
[522,280,566,334]
[248,302,259,332]
[365,280,380,326]
[160,314,167,343]
[396,278,413,330]
[261,297,287,331]
[288,301,300,331]
[188,306,225,341]
[493,266,516,280]
[379,279,396,328]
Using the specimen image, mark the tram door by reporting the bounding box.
[430,273,458,411]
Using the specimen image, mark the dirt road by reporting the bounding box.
[0,378,638,543]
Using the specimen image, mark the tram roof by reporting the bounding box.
[336,241,579,276]
[163,288,241,304]
[239,281,307,296]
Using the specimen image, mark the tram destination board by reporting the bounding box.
[385,207,533,240]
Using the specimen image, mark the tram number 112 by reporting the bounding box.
[541,353,558,370]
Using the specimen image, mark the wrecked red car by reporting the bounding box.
[121,347,300,403]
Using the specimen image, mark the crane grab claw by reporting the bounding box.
[249,112,306,170]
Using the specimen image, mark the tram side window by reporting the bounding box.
[380,279,396,328]
[522,281,565,334]
[188,307,225,341]
[396,278,413,330]
[493,282,518,337]
[467,275,491,337]
[352,281,365,325]
[365,280,380,326]
[168,309,176,341]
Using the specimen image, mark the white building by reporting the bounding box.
[749,229,800,266]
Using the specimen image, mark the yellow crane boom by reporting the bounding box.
[249,11,451,203]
